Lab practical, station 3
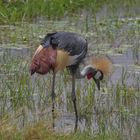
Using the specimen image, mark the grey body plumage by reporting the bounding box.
[41,32,88,66]
[30,32,111,132]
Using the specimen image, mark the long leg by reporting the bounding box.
[51,71,56,128]
[71,73,78,132]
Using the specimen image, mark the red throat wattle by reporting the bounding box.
[87,72,93,80]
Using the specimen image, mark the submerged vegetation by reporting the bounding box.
[0,0,140,139]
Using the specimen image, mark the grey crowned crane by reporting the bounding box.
[30,32,112,131]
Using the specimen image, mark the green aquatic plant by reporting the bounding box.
[0,0,139,24]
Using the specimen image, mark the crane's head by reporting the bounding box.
[81,65,103,90]
[30,45,57,75]
[81,56,112,90]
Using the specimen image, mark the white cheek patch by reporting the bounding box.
[80,65,95,76]
[94,71,102,79]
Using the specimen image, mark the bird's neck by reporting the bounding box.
[74,68,85,79]
[75,65,96,79]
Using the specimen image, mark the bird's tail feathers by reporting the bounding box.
[89,55,112,76]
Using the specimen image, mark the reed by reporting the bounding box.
[0,0,139,24]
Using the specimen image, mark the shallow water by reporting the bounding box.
[0,18,140,139]
[0,43,140,128]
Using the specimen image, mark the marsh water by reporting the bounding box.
[0,18,140,140]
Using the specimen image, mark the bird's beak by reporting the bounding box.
[93,78,100,90]
[92,70,103,90]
